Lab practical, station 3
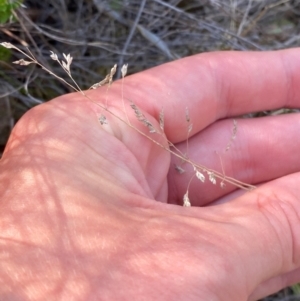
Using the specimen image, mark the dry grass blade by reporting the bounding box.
[137,24,176,60]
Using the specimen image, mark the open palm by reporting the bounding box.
[1,49,300,301]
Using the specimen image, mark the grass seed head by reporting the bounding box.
[208,171,217,185]
[183,191,191,207]
[121,64,128,78]
[13,59,33,66]
[62,53,73,73]
[0,42,15,49]
[185,107,190,123]
[159,108,164,131]
[175,164,185,174]
[130,102,156,133]
[195,170,205,182]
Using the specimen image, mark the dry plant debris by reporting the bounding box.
[1,0,300,154]
[1,1,300,300]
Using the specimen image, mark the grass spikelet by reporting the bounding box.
[0,42,16,49]
[121,64,130,124]
[195,170,205,183]
[185,106,193,159]
[130,101,156,133]
[185,107,190,123]
[225,119,237,152]
[99,115,107,125]
[159,108,164,132]
[108,64,117,86]
[175,164,185,174]
[13,59,33,66]
[208,171,217,185]
[183,191,191,207]
[89,64,117,91]
[121,64,128,78]
[89,75,110,90]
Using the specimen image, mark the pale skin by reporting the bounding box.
[1,49,300,301]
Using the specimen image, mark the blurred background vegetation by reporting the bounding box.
[1,1,300,299]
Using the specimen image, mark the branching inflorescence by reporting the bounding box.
[0,42,256,206]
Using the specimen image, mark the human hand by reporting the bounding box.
[1,49,300,301]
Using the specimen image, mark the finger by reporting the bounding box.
[97,48,300,143]
[167,113,300,205]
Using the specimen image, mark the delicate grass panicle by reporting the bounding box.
[0,42,256,206]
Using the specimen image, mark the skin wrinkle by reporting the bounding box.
[275,193,300,267]
[215,56,237,120]
[255,189,293,275]
[279,51,296,108]
[203,55,222,122]
[236,120,266,184]
[211,193,285,297]
[239,125,256,184]
[279,201,297,268]
[84,93,170,201]
[59,99,159,200]
[222,122,249,181]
